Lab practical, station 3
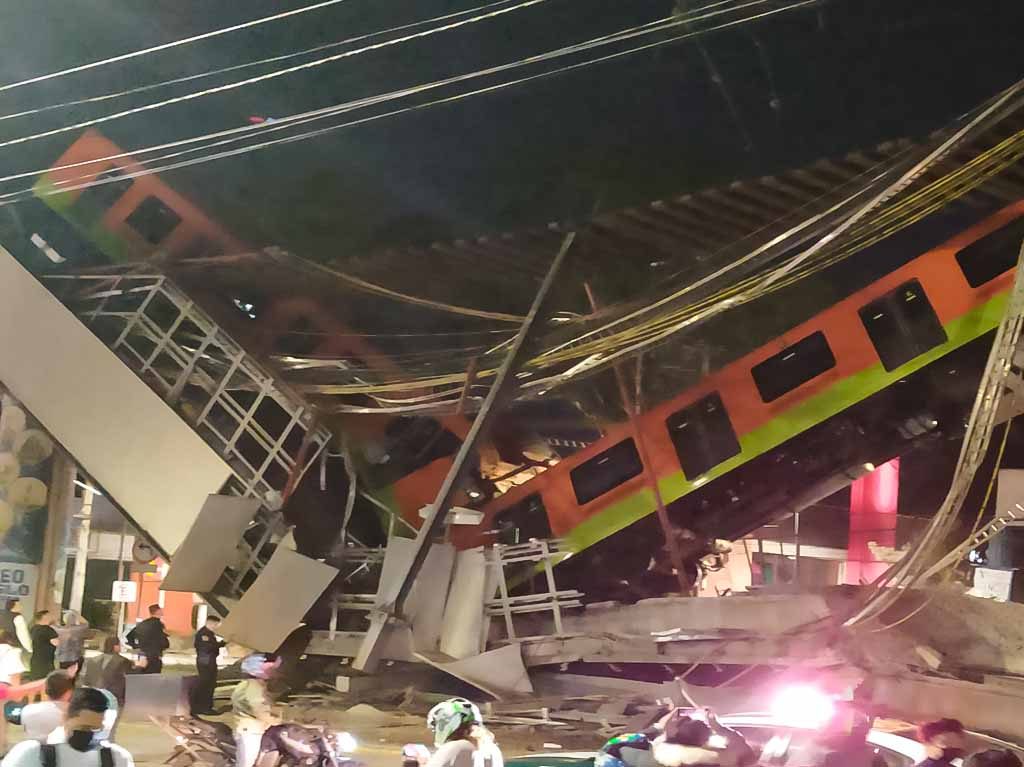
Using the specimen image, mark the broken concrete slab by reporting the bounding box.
[512,594,830,639]
[416,643,533,699]
[219,548,338,652]
[309,626,417,661]
[162,495,261,593]
[440,548,495,659]
[865,674,1024,741]
[521,631,840,668]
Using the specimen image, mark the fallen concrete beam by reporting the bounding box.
[521,632,840,668]
[513,594,831,639]
[865,674,1024,741]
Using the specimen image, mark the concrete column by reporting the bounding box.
[67,486,94,613]
[846,458,899,584]
[36,449,74,613]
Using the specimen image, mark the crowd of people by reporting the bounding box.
[0,598,1018,767]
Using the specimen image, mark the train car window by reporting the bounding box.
[570,439,643,505]
[666,392,741,479]
[859,279,947,372]
[955,216,1024,287]
[494,494,551,545]
[125,195,182,244]
[74,169,133,213]
[751,331,836,403]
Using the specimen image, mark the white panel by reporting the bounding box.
[162,495,261,593]
[369,538,455,652]
[219,547,337,652]
[0,250,232,554]
[416,643,533,698]
[997,469,1024,524]
[439,548,489,659]
[408,543,455,652]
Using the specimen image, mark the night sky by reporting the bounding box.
[0,0,1020,260]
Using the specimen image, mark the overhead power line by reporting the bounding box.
[0,0,354,94]
[0,0,532,125]
[3,0,813,202]
[0,0,553,151]
[0,0,747,188]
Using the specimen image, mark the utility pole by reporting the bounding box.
[67,485,93,614]
[115,516,128,641]
[354,232,575,672]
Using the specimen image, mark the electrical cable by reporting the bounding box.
[864,413,1015,635]
[0,0,542,125]
[845,237,1024,627]
[0,0,370,95]
[1,0,819,223]
[299,125,1024,400]
[0,0,763,191]
[0,0,557,151]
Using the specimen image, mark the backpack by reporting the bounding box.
[40,744,114,767]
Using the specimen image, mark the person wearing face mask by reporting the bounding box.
[916,719,968,767]
[1,687,133,767]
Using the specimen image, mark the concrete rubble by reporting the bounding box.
[292,580,1024,745]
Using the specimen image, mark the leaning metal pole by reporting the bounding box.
[353,232,575,671]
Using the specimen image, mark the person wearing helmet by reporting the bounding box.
[424,699,502,767]
[231,654,281,767]
[599,708,754,767]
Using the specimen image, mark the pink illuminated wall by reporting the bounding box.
[845,458,899,584]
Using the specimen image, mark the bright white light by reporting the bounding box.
[468,490,482,499]
[770,685,835,729]
[74,480,103,496]
[335,732,358,753]
[862,463,876,473]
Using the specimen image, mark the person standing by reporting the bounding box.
[2,687,134,767]
[190,616,224,716]
[126,605,169,675]
[56,613,89,681]
[232,654,281,767]
[6,601,32,657]
[20,671,74,742]
[28,612,58,681]
[78,637,136,742]
[0,629,29,755]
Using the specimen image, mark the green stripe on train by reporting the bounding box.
[566,291,1009,552]
[34,179,133,263]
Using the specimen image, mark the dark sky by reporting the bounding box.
[0,0,1021,260]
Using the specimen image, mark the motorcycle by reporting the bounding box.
[156,717,359,767]
[156,715,236,767]
[256,723,361,767]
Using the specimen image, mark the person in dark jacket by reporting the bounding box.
[28,611,58,681]
[190,616,225,716]
[916,719,967,767]
[126,605,169,674]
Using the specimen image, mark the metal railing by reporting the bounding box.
[46,270,333,594]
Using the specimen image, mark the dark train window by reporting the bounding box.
[666,392,741,479]
[494,494,551,545]
[570,439,643,505]
[859,279,947,372]
[126,196,181,244]
[955,217,1024,288]
[751,331,836,403]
